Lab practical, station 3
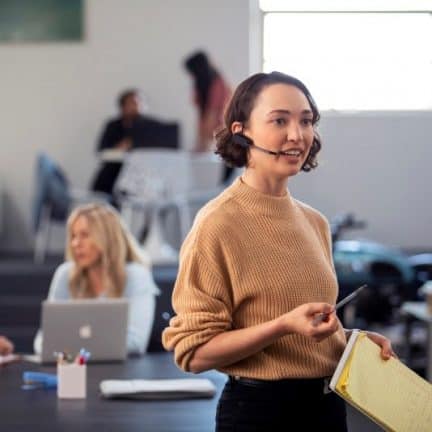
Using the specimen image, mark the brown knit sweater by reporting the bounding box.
[162,177,346,379]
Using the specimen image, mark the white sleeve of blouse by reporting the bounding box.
[124,263,160,355]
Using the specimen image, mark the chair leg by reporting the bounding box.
[172,197,192,242]
[142,205,178,264]
[120,202,135,230]
[34,205,52,264]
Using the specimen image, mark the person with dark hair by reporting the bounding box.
[91,89,167,197]
[162,72,395,431]
[184,51,231,154]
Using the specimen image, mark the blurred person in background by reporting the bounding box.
[91,89,164,198]
[34,203,159,355]
[184,51,231,154]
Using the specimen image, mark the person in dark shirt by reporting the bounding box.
[91,89,166,197]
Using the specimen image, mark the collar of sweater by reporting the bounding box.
[227,177,295,218]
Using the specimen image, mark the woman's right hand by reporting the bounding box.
[281,303,340,342]
[116,138,132,151]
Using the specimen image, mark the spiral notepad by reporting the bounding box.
[330,330,432,432]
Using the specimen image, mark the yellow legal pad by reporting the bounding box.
[330,330,432,432]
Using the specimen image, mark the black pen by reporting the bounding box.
[313,284,367,325]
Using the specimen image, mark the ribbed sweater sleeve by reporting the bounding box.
[162,237,233,371]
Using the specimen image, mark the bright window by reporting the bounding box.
[260,1,432,110]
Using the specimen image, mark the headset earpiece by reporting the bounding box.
[232,133,253,148]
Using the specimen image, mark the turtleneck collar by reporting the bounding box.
[227,177,295,217]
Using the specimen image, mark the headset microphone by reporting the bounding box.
[232,133,280,156]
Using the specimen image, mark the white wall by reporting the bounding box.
[0,0,250,251]
[1,0,431,252]
[289,112,432,249]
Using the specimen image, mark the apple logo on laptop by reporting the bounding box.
[79,324,92,339]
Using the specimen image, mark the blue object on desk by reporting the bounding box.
[22,372,57,390]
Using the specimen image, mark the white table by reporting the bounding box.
[99,149,126,162]
[401,301,432,381]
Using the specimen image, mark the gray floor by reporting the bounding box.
[347,405,383,432]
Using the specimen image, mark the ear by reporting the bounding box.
[231,121,243,135]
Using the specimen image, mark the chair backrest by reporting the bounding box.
[32,153,70,232]
[189,153,223,192]
[114,149,225,201]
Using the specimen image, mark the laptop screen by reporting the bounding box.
[41,299,129,363]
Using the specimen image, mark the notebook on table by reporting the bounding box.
[330,329,432,432]
[32,299,129,364]
[99,378,217,400]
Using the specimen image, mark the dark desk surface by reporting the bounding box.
[0,352,225,432]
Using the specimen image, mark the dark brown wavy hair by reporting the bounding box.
[215,71,321,171]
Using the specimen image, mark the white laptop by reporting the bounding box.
[37,298,129,364]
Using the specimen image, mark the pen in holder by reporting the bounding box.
[57,363,87,399]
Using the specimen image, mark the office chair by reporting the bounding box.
[114,149,223,264]
[32,153,108,263]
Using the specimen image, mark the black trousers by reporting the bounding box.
[216,376,347,432]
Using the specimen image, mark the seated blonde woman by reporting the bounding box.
[34,203,159,355]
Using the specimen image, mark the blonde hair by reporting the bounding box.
[65,203,149,298]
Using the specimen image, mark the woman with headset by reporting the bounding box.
[163,72,394,431]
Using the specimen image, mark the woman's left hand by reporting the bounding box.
[0,336,14,355]
[365,331,396,360]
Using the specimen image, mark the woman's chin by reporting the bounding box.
[77,259,101,270]
[278,166,302,178]
[75,259,89,270]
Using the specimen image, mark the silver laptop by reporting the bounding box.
[40,298,129,364]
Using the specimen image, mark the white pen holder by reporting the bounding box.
[57,363,87,399]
